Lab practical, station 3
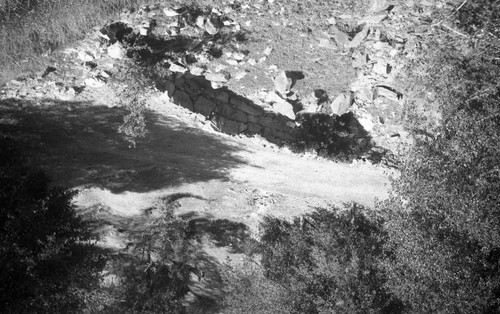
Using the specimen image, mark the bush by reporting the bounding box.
[0,137,105,313]
[103,194,199,313]
[379,2,500,312]
[223,205,401,314]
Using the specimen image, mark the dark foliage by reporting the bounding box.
[379,3,500,313]
[0,137,105,313]
[224,205,402,314]
[102,197,198,313]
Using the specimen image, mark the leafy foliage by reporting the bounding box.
[379,3,500,312]
[221,259,292,314]
[0,137,105,313]
[224,205,400,314]
[103,195,199,313]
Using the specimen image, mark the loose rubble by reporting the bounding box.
[0,1,446,167]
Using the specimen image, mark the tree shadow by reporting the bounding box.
[0,98,250,193]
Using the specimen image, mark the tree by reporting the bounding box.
[0,137,105,313]
[223,205,401,314]
[379,2,500,312]
[103,194,200,313]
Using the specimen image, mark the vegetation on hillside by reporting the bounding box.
[0,137,105,312]
[378,1,500,311]
[223,205,402,314]
[224,1,500,313]
[0,0,155,84]
[1,0,499,313]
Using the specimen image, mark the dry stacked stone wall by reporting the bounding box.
[163,72,299,145]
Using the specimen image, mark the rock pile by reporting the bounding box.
[0,1,442,167]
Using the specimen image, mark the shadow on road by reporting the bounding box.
[0,98,250,192]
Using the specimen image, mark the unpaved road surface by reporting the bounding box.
[0,97,390,311]
[1,96,390,245]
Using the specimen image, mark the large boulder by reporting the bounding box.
[329,92,354,116]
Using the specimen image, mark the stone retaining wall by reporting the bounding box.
[162,72,299,145]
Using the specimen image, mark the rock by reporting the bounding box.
[247,123,262,134]
[169,63,187,73]
[273,71,290,96]
[219,118,239,134]
[264,91,284,104]
[233,52,246,61]
[373,60,391,76]
[215,90,229,105]
[330,92,353,116]
[173,90,194,110]
[350,74,376,92]
[205,72,228,83]
[362,5,394,24]
[233,71,247,80]
[204,18,219,35]
[273,101,296,120]
[78,51,94,62]
[196,16,205,28]
[330,26,349,46]
[139,26,149,36]
[163,80,176,98]
[18,88,28,97]
[5,90,17,98]
[318,38,337,49]
[358,116,375,132]
[230,97,264,116]
[346,26,370,48]
[84,77,105,88]
[372,41,391,51]
[174,75,186,89]
[355,87,374,103]
[211,81,225,89]
[190,67,205,76]
[264,47,273,55]
[100,22,131,43]
[237,122,248,132]
[228,109,249,123]
[369,0,389,11]
[258,115,282,131]
[248,114,258,124]
[194,96,217,116]
[107,42,125,59]
[55,86,77,101]
[352,51,368,68]
[374,85,401,101]
[163,7,180,17]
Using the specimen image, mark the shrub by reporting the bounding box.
[379,2,500,312]
[0,137,105,313]
[103,194,199,313]
[224,205,401,314]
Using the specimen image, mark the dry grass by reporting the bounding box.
[0,0,154,85]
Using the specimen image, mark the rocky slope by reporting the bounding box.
[0,0,454,311]
[0,0,443,166]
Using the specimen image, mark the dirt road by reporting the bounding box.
[1,97,389,238]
